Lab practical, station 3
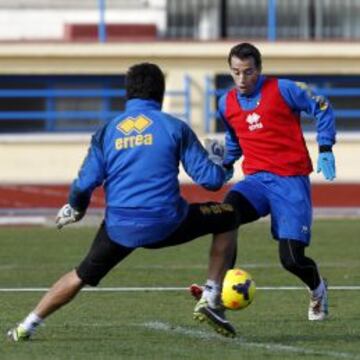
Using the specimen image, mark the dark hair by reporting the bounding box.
[227,42,262,69]
[126,62,165,104]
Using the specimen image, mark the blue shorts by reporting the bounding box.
[231,172,312,244]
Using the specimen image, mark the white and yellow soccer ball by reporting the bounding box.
[222,268,256,310]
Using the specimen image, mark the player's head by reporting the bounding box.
[227,43,262,95]
[126,62,165,105]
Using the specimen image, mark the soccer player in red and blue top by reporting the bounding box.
[192,43,335,321]
[223,42,335,320]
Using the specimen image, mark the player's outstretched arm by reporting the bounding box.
[180,127,226,190]
[55,203,85,229]
[56,127,106,230]
[204,138,234,182]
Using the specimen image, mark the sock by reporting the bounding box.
[311,279,325,299]
[202,280,221,308]
[20,312,43,334]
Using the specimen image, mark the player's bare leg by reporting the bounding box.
[34,270,84,318]
[7,270,84,341]
[190,230,238,301]
[193,230,237,337]
[207,230,237,283]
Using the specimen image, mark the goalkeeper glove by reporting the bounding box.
[204,138,225,166]
[55,204,85,229]
[317,146,336,181]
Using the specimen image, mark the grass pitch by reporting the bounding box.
[1,219,360,359]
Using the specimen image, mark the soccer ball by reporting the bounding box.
[221,268,256,310]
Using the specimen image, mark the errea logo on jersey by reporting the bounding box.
[117,115,152,135]
[246,112,263,131]
[115,115,153,150]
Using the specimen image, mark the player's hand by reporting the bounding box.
[317,152,336,181]
[55,204,84,229]
[204,138,225,166]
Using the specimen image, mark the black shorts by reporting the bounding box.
[223,190,260,225]
[76,202,238,286]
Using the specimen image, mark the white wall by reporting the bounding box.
[0,8,167,40]
[0,133,358,184]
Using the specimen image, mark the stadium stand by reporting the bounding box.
[166,0,360,40]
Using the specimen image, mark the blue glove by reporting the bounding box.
[317,151,336,181]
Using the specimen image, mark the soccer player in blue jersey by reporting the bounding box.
[192,43,336,322]
[8,63,238,341]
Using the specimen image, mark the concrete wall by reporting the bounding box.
[0,133,358,184]
[0,6,166,40]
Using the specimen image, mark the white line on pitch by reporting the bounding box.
[0,285,359,292]
[142,321,360,359]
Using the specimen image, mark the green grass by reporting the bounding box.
[1,220,360,359]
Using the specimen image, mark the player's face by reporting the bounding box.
[229,56,261,95]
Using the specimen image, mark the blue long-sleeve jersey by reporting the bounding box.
[219,75,336,166]
[69,99,225,247]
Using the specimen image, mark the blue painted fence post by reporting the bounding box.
[98,0,107,43]
[268,0,277,41]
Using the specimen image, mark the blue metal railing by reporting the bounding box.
[0,75,191,132]
[267,0,277,41]
[204,75,360,133]
[0,89,126,97]
[98,0,107,43]
[183,75,192,126]
[204,76,217,133]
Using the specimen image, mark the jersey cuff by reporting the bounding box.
[319,145,333,153]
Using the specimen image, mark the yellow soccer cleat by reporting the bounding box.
[193,298,236,338]
[7,325,31,342]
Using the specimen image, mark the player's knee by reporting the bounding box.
[75,265,103,287]
[279,239,307,273]
[279,252,299,272]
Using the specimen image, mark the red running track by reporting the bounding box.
[0,183,360,209]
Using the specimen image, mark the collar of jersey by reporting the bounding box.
[125,98,162,110]
[238,75,265,99]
